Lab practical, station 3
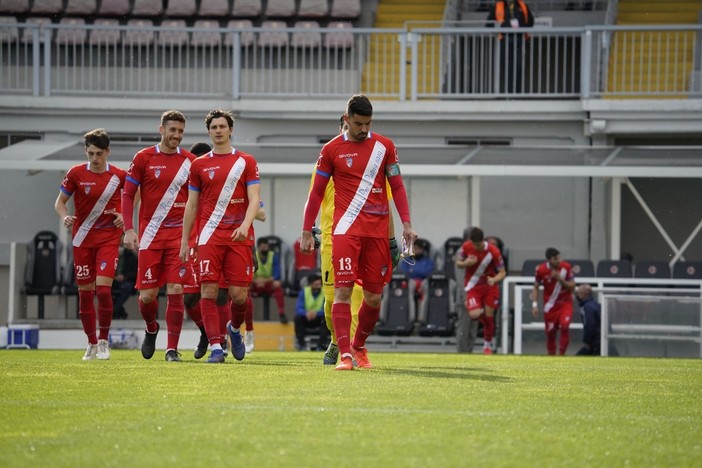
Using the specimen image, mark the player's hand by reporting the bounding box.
[62,215,76,229]
[487,276,496,286]
[312,226,322,250]
[550,269,561,280]
[112,212,124,229]
[465,255,478,267]
[231,226,247,242]
[179,239,190,263]
[299,231,315,254]
[389,237,400,268]
[531,307,539,318]
[123,229,139,253]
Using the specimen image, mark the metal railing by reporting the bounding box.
[1,22,700,100]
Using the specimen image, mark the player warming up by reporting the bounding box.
[300,94,417,370]
[55,129,126,361]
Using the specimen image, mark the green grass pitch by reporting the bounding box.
[1,350,700,467]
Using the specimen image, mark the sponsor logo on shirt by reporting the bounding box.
[229,198,245,204]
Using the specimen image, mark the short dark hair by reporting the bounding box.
[84,128,110,150]
[469,227,484,243]
[205,109,234,130]
[307,273,322,284]
[256,237,269,248]
[338,115,345,128]
[545,247,560,259]
[346,94,373,118]
[189,142,212,156]
[161,109,186,127]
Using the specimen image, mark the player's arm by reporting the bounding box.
[488,266,507,286]
[386,163,417,250]
[559,270,576,292]
[179,188,199,263]
[54,191,75,229]
[301,169,330,253]
[531,280,540,317]
[232,181,261,242]
[255,206,267,222]
[121,179,140,252]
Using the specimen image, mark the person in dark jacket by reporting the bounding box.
[575,284,601,355]
[487,0,535,94]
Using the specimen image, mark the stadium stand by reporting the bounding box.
[191,19,222,47]
[258,20,288,47]
[265,0,297,18]
[231,0,263,18]
[198,0,230,17]
[21,17,51,43]
[65,0,97,16]
[323,20,354,48]
[89,18,121,46]
[290,20,321,48]
[131,0,163,17]
[0,16,19,42]
[377,271,416,336]
[30,0,64,15]
[570,259,595,278]
[417,273,457,337]
[23,231,62,320]
[224,19,255,47]
[673,261,702,280]
[123,18,155,46]
[158,19,189,46]
[97,0,131,16]
[0,0,29,14]
[634,260,671,279]
[298,0,329,18]
[596,260,633,278]
[330,0,361,19]
[55,17,87,45]
[166,0,197,17]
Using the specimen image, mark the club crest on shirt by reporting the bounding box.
[154,169,161,178]
[84,186,91,194]
[100,260,107,271]
[381,266,387,277]
[345,157,353,168]
[208,170,215,180]
[179,267,186,278]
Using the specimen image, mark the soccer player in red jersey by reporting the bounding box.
[300,94,417,370]
[456,227,507,355]
[55,128,126,361]
[179,109,261,364]
[121,110,196,362]
[531,247,576,355]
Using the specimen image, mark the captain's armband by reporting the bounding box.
[386,163,401,177]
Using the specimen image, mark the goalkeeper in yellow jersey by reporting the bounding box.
[310,116,401,365]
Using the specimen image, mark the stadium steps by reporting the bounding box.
[363,0,445,98]
[607,0,702,98]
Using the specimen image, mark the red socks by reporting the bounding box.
[230,299,246,330]
[332,302,352,356]
[95,285,113,341]
[79,289,97,344]
[186,301,203,328]
[166,294,184,351]
[201,298,222,346]
[353,301,380,349]
[139,297,159,333]
[244,295,254,332]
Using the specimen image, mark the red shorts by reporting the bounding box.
[198,243,253,288]
[137,247,194,290]
[182,255,200,294]
[543,300,573,332]
[332,235,390,294]
[72,244,119,285]
[465,284,500,312]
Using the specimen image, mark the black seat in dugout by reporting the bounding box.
[634,260,671,279]
[521,259,542,277]
[417,272,456,337]
[672,261,702,279]
[23,230,62,319]
[596,260,633,278]
[377,271,416,336]
[441,236,464,281]
[569,259,595,278]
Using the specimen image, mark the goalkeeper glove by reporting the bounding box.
[389,237,400,268]
[312,226,322,250]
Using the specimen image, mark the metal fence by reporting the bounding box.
[1,22,700,100]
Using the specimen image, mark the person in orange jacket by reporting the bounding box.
[487,0,534,94]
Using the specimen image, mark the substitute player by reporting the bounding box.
[531,247,576,355]
[311,116,400,366]
[122,110,196,362]
[179,108,261,364]
[455,227,507,354]
[55,128,126,361]
[300,94,417,370]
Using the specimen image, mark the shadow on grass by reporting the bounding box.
[376,366,512,382]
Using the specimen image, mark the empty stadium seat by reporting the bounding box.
[417,273,457,337]
[123,19,155,46]
[569,259,595,277]
[298,0,329,17]
[55,17,87,45]
[0,0,29,14]
[166,0,196,17]
[65,0,97,15]
[330,0,361,18]
[377,271,416,336]
[521,259,542,277]
[158,19,189,47]
[673,261,702,279]
[596,260,633,278]
[231,0,262,17]
[23,230,62,319]
[258,20,288,48]
[198,0,229,16]
[291,20,321,48]
[634,260,671,279]
[97,0,131,16]
[0,16,19,43]
[31,0,64,15]
[191,19,222,47]
[224,19,255,47]
[324,21,354,48]
[265,0,296,17]
[132,0,163,16]
[89,18,121,46]
[22,17,51,44]
[441,236,464,281]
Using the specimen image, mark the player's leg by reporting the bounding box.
[321,250,338,364]
[135,249,162,359]
[224,244,255,361]
[162,248,192,362]
[244,293,255,354]
[330,234,361,370]
[481,286,501,354]
[93,243,119,360]
[544,314,558,355]
[558,302,573,355]
[198,244,226,363]
[74,247,98,360]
